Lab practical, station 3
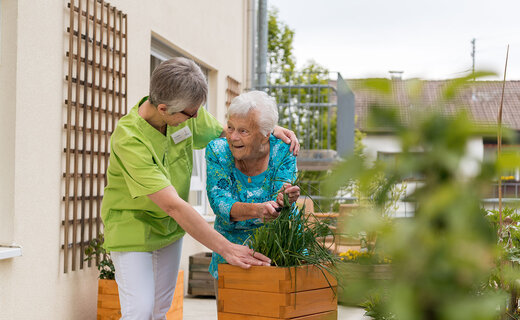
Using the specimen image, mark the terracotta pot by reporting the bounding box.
[97,270,184,320]
[217,264,337,320]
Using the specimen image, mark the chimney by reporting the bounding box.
[389,70,404,80]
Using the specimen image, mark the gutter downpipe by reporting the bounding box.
[247,0,256,89]
[257,0,267,89]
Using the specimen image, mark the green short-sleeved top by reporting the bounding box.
[101,96,223,252]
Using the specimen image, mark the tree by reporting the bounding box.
[267,8,337,210]
[267,8,296,84]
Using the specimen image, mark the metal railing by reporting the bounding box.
[257,72,354,155]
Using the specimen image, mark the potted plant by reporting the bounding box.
[337,248,392,307]
[84,235,121,320]
[217,198,339,320]
[85,234,183,320]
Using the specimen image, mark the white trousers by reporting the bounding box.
[111,238,183,320]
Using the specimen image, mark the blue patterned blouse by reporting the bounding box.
[205,135,297,278]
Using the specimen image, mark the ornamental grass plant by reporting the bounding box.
[248,194,338,272]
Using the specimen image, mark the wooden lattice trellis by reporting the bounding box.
[63,0,127,273]
[225,76,241,107]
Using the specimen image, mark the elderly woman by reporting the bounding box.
[206,90,301,280]
[101,58,299,319]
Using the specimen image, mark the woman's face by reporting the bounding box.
[226,111,269,161]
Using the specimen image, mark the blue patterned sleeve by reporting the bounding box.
[271,139,298,198]
[205,139,238,230]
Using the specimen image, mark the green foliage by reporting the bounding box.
[248,195,337,270]
[84,234,115,280]
[268,8,296,81]
[487,207,520,316]
[325,73,513,320]
[361,294,396,320]
[268,9,333,151]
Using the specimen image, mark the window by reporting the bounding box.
[150,37,211,217]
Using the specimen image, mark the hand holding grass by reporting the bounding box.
[256,201,281,222]
[276,183,300,207]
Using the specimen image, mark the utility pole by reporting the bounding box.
[471,38,476,80]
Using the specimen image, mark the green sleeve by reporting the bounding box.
[111,136,171,199]
[191,107,223,150]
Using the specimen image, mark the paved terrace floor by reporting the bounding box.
[184,296,370,319]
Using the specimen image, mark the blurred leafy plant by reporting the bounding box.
[325,73,520,319]
[84,234,115,280]
[361,294,396,320]
[487,207,520,317]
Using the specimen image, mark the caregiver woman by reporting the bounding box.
[101,57,299,319]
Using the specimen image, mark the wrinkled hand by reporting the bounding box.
[257,201,281,222]
[276,183,300,207]
[272,126,300,156]
[221,243,271,269]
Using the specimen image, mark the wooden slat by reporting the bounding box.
[65,53,126,78]
[103,5,111,188]
[64,124,112,136]
[66,27,127,57]
[64,0,76,274]
[95,0,105,243]
[62,217,102,226]
[63,172,107,179]
[67,2,127,36]
[217,310,337,320]
[65,76,126,98]
[62,240,93,250]
[166,270,184,320]
[110,7,116,166]
[71,0,83,272]
[117,11,123,143]
[64,99,124,118]
[63,195,103,201]
[99,279,119,295]
[218,287,336,319]
[123,13,127,115]
[87,0,98,266]
[78,0,91,269]
[218,265,336,293]
[225,76,241,107]
[63,148,110,157]
[189,271,214,280]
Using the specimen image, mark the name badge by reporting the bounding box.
[171,126,192,144]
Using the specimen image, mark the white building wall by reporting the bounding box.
[361,135,485,217]
[0,1,251,319]
[362,134,402,162]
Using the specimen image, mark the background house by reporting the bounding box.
[0,1,256,319]
[349,76,520,215]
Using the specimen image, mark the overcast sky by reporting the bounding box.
[269,0,520,80]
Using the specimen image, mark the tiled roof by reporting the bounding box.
[346,79,520,131]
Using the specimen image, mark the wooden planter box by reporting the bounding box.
[188,252,215,296]
[97,270,184,320]
[217,264,337,320]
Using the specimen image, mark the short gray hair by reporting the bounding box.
[227,91,279,136]
[149,57,207,113]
